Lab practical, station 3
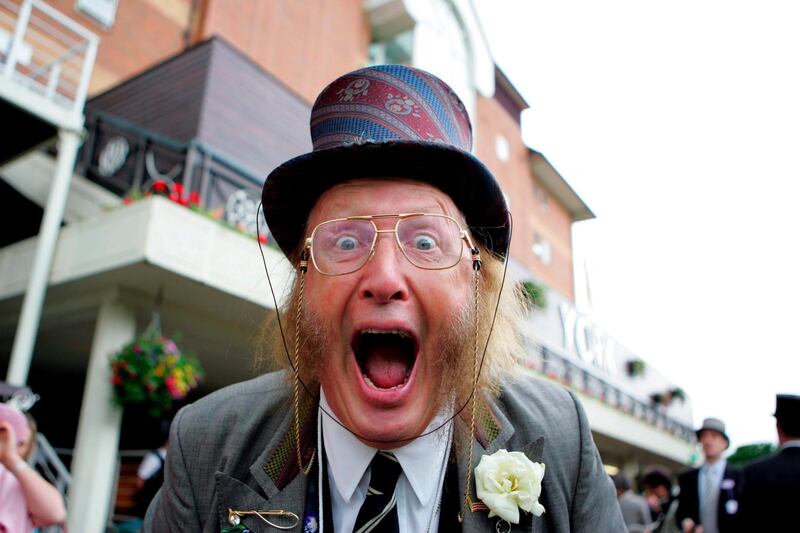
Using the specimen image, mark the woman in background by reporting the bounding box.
[0,404,66,532]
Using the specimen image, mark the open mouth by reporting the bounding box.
[352,329,418,390]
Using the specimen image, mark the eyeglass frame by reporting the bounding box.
[299,213,482,276]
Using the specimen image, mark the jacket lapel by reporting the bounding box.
[459,395,548,533]
[215,390,318,532]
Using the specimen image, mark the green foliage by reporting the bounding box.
[520,280,547,310]
[726,442,777,468]
[669,387,686,401]
[110,332,204,417]
[650,392,665,405]
[626,359,646,378]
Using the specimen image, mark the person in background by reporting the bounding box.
[737,393,800,531]
[0,404,66,531]
[133,420,171,519]
[613,473,652,532]
[641,467,679,533]
[676,418,740,533]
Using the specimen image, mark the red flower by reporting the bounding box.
[174,182,184,195]
[112,375,123,386]
[168,192,180,203]
[189,191,200,205]
[179,196,190,206]
[258,233,268,244]
[123,197,133,205]
[153,180,168,193]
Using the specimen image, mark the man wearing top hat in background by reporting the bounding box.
[675,418,740,533]
[144,65,625,532]
[737,394,800,531]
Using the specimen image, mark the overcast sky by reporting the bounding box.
[474,0,800,450]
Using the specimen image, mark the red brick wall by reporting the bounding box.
[197,0,370,103]
[475,96,575,301]
[50,0,370,101]
[47,0,192,95]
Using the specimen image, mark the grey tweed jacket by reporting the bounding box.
[144,371,625,532]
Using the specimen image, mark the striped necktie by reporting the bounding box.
[353,451,402,533]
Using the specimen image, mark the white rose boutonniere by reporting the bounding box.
[474,449,546,524]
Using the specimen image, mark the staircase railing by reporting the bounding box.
[0,0,98,115]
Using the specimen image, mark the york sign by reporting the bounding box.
[559,303,616,374]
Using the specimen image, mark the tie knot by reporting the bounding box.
[368,451,402,494]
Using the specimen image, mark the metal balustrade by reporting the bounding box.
[32,433,70,533]
[78,111,273,242]
[0,0,98,117]
[530,343,695,442]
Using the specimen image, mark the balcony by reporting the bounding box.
[76,110,272,241]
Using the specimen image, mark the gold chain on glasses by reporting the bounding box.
[292,251,315,476]
[460,264,481,522]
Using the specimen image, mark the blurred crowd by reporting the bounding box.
[612,393,800,532]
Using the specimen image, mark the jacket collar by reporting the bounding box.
[216,388,548,532]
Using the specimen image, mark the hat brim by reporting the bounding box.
[262,141,510,260]
[696,428,730,445]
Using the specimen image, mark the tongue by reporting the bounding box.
[363,346,410,389]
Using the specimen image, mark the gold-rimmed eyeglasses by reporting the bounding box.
[301,213,481,276]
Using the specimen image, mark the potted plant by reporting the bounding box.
[625,359,646,378]
[519,280,547,310]
[669,387,686,403]
[649,392,665,406]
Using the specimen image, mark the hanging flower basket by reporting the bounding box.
[110,331,204,417]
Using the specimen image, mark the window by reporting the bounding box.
[369,30,414,65]
[495,134,509,162]
[76,0,119,28]
[532,233,552,265]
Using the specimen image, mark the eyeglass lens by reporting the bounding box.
[311,215,464,275]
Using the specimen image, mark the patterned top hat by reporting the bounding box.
[262,64,509,260]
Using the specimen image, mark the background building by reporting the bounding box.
[1,1,697,530]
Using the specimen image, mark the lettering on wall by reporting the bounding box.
[559,303,616,374]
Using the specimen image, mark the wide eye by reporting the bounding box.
[412,234,437,251]
[335,235,359,251]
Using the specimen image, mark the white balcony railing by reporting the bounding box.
[0,0,98,122]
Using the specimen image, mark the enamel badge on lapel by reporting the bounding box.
[224,508,300,531]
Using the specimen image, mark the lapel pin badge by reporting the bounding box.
[225,508,300,531]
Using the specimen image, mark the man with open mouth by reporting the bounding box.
[144,65,625,532]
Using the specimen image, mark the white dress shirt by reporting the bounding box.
[320,390,452,533]
[698,459,726,533]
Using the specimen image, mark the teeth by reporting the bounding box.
[363,373,410,390]
[361,329,411,338]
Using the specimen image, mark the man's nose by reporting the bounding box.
[358,232,409,303]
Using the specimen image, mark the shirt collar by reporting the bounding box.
[703,459,726,476]
[782,439,800,449]
[320,389,452,504]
